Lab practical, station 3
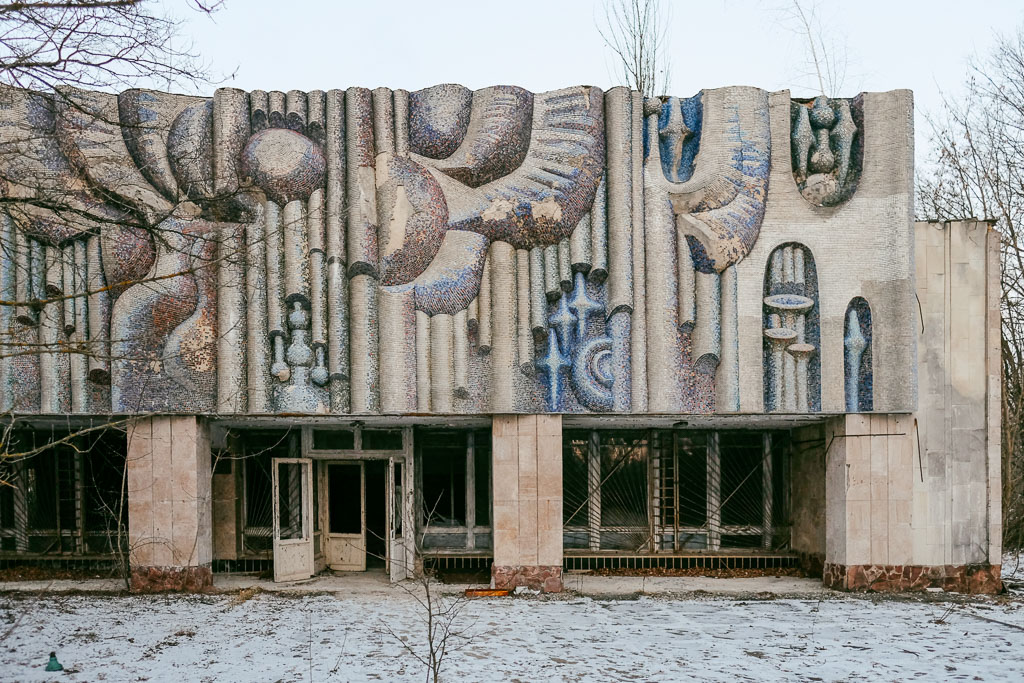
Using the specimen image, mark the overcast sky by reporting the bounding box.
[164,0,1024,165]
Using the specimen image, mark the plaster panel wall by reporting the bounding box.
[789,422,826,562]
[913,220,1000,567]
[824,413,915,567]
[127,416,213,570]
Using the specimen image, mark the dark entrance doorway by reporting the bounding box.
[365,460,387,569]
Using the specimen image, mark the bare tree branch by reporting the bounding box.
[596,0,671,98]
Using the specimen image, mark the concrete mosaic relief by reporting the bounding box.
[0,82,892,415]
[790,95,862,207]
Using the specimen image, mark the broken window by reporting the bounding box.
[562,428,790,554]
[238,429,298,555]
[416,428,492,551]
[0,427,127,557]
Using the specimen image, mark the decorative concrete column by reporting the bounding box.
[127,416,213,592]
[491,414,563,592]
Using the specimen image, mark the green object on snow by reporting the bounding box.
[45,652,63,671]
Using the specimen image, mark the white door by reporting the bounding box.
[272,457,314,582]
[327,461,366,571]
[389,458,410,581]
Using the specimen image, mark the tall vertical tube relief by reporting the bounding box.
[844,297,873,412]
[763,243,819,413]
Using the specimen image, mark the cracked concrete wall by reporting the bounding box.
[824,221,999,572]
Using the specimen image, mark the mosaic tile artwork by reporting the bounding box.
[844,297,873,412]
[763,243,820,413]
[790,95,863,207]
[0,83,912,415]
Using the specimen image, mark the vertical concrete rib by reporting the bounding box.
[693,270,721,371]
[281,200,309,304]
[453,309,469,398]
[644,155,680,412]
[249,90,268,131]
[604,87,633,315]
[39,246,66,413]
[217,222,246,414]
[306,90,325,138]
[378,286,416,413]
[717,266,740,412]
[327,256,349,413]
[590,174,608,282]
[13,226,30,325]
[468,296,479,333]
[557,238,572,291]
[308,189,327,349]
[345,87,377,274]
[86,234,110,383]
[268,91,285,127]
[264,201,285,336]
[543,244,559,299]
[245,205,270,413]
[349,273,379,413]
[372,87,395,156]
[529,247,546,335]
[70,240,88,411]
[630,90,647,412]
[393,89,409,155]
[490,242,517,412]
[430,313,454,413]
[677,231,696,330]
[416,310,430,412]
[325,89,348,412]
[569,213,592,273]
[285,90,307,130]
[478,253,492,353]
[212,88,249,198]
[0,215,16,410]
[324,89,346,264]
[61,244,74,335]
[29,240,43,306]
[516,249,533,374]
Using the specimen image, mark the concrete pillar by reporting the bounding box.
[491,414,563,592]
[789,422,826,574]
[127,416,213,592]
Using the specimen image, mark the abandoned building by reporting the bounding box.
[0,82,1002,593]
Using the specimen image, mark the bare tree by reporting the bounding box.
[778,0,849,97]
[0,0,225,92]
[597,0,671,98]
[377,503,478,683]
[0,1,229,580]
[916,25,1024,551]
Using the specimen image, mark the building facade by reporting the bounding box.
[0,82,1002,592]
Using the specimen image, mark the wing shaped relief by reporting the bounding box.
[641,86,770,413]
[790,95,862,206]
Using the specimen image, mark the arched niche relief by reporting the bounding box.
[844,296,873,412]
[762,243,820,413]
[790,95,864,207]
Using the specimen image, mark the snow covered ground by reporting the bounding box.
[2,572,1024,682]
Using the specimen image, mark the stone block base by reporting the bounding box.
[130,565,213,593]
[492,565,563,593]
[823,562,1002,594]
